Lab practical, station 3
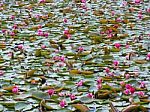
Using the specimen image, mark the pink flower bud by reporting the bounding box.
[114,43,121,49]
[125,74,130,79]
[113,60,119,66]
[76,80,84,87]
[134,0,141,4]
[97,77,102,84]
[0,70,4,76]
[124,89,130,95]
[41,45,46,49]
[12,86,19,93]
[87,93,94,98]
[64,18,67,23]
[120,81,125,86]
[137,91,144,97]
[47,89,55,96]
[59,100,66,108]
[18,44,23,49]
[97,84,102,89]
[139,81,145,88]
[69,94,76,100]
[78,46,84,52]
[105,67,110,73]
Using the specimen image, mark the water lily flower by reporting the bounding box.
[113,60,119,66]
[139,81,145,88]
[41,45,46,49]
[138,11,143,19]
[146,8,150,13]
[134,0,141,4]
[59,100,66,108]
[114,43,121,49]
[122,1,127,6]
[129,87,135,94]
[87,93,94,98]
[44,32,49,37]
[39,0,46,3]
[76,80,84,87]
[60,56,65,62]
[64,18,67,23]
[69,94,76,100]
[116,18,122,22]
[10,32,15,36]
[125,84,132,89]
[146,53,150,60]
[97,83,102,89]
[124,89,130,95]
[125,74,130,79]
[105,67,110,73]
[0,70,4,76]
[111,11,115,16]
[18,44,23,49]
[47,89,55,96]
[120,81,125,86]
[81,0,86,3]
[12,86,19,94]
[10,15,15,20]
[77,46,84,52]
[2,29,7,33]
[97,77,102,84]
[137,91,144,97]
[13,24,18,29]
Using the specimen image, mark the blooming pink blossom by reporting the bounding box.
[13,24,18,29]
[87,93,94,98]
[18,44,23,49]
[137,91,144,97]
[76,80,84,87]
[146,8,150,13]
[41,45,46,49]
[134,0,141,4]
[124,89,130,95]
[10,15,15,20]
[139,81,145,88]
[120,81,125,86]
[69,94,76,100]
[59,100,66,108]
[12,86,19,94]
[39,0,46,3]
[97,77,102,84]
[97,84,102,89]
[125,74,130,79]
[105,67,110,73]
[59,56,65,62]
[10,32,15,36]
[2,29,7,33]
[64,18,67,23]
[47,89,55,96]
[81,0,86,3]
[146,53,150,60]
[111,11,115,16]
[113,60,119,66]
[44,32,49,37]
[114,43,121,49]
[77,46,84,52]
[129,87,135,94]
[0,70,4,76]
[125,84,132,89]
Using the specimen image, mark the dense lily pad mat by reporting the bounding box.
[0,0,150,111]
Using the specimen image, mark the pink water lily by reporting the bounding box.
[76,80,84,87]
[59,100,66,108]
[12,86,19,94]
[77,46,84,52]
[113,60,119,66]
[137,91,144,97]
[105,67,110,73]
[134,0,141,4]
[87,93,94,98]
[146,53,150,60]
[139,81,145,88]
[124,89,130,95]
[41,45,46,49]
[97,77,102,84]
[125,74,130,79]
[0,70,4,76]
[64,18,67,23]
[97,83,102,89]
[18,44,23,49]
[81,0,86,3]
[69,94,76,100]
[114,43,121,49]
[47,89,55,96]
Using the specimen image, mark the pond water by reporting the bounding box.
[0,0,150,111]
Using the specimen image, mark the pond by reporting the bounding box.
[0,0,150,111]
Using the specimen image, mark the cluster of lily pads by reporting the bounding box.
[0,0,150,111]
